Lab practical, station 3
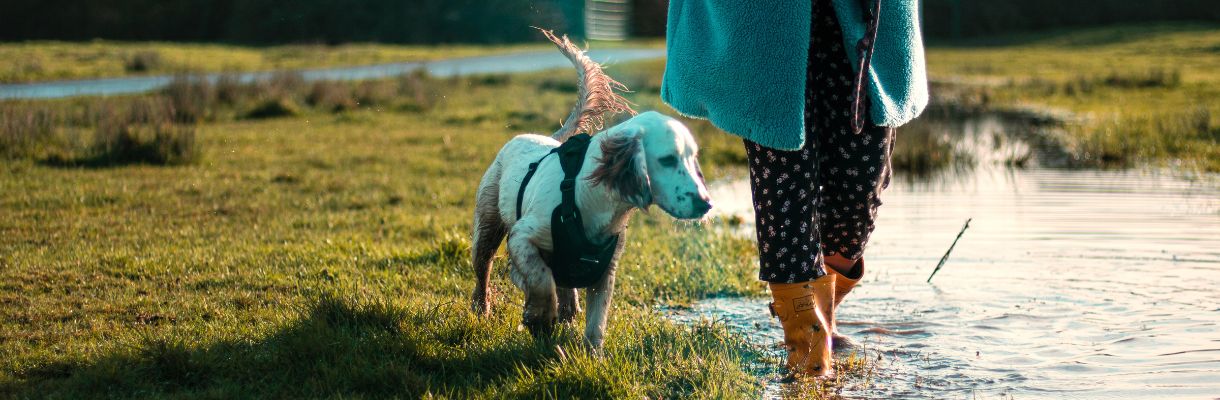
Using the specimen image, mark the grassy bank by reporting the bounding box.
[0,63,884,397]
[0,39,664,84]
[927,23,1220,171]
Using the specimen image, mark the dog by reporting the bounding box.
[470,30,712,349]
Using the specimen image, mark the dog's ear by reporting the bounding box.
[588,132,651,209]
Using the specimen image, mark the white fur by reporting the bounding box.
[470,111,711,348]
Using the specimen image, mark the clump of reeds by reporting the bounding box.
[397,70,438,112]
[306,81,357,112]
[89,98,198,165]
[355,81,397,108]
[1,97,199,165]
[891,123,973,175]
[1061,67,1182,95]
[245,97,302,119]
[214,73,246,105]
[1070,105,1216,169]
[125,51,163,73]
[0,101,59,158]
[3,69,446,164]
[164,74,214,123]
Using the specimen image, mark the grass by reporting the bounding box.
[0,70,440,166]
[926,23,1220,171]
[0,39,666,84]
[0,97,198,166]
[0,63,877,397]
[11,23,1212,396]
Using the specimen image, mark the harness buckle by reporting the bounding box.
[558,209,578,223]
[559,179,575,192]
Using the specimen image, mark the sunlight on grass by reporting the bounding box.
[926,23,1220,171]
[0,67,803,398]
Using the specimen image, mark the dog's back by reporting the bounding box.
[485,134,558,226]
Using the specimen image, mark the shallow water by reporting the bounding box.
[676,116,1220,399]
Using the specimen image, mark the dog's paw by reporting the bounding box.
[522,307,558,337]
[470,290,491,316]
[523,316,557,338]
[583,334,605,352]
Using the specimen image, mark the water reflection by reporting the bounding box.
[683,114,1220,399]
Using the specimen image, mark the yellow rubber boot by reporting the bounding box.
[825,259,864,344]
[768,274,835,378]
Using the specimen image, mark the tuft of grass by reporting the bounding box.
[0,102,60,159]
[1069,106,1218,168]
[355,80,398,108]
[890,122,974,176]
[244,97,302,119]
[306,81,357,112]
[163,75,214,123]
[124,50,163,73]
[87,98,199,165]
[398,70,440,112]
[214,73,245,105]
[2,97,199,166]
[260,72,307,101]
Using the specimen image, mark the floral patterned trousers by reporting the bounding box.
[744,0,895,284]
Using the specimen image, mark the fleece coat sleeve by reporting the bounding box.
[832,0,928,129]
[661,0,812,151]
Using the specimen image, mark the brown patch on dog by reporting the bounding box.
[588,135,649,206]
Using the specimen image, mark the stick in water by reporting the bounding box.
[926,218,972,283]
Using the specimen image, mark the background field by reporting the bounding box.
[0,68,784,397]
[2,23,1217,398]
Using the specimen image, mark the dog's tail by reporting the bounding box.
[537,28,636,142]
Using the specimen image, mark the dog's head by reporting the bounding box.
[589,111,712,219]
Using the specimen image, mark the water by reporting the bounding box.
[0,48,665,100]
[675,115,1220,399]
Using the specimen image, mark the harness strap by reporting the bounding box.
[512,134,621,289]
[850,0,882,134]
[516,149,559,221]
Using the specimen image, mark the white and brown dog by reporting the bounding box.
[470,31,712,349]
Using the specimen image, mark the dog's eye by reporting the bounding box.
[658,155,678,168]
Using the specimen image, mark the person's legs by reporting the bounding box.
[741,0,853,379]
[743,140,823,284]
[808,0,895,339]
[744,114,840,376]
[744,111,837,378]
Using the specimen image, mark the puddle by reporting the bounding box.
[671,114,1220,399]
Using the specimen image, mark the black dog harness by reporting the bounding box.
[515,134,620,288]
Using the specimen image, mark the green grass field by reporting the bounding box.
[0,62,890,397]
[3,23,1218,398]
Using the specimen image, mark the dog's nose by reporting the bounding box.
[692,196,713,216]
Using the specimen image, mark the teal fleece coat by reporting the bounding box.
[661,0,928,151]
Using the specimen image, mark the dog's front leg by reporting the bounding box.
[583,270,615,350]
[507,226,558,337]
[556,288,580,323]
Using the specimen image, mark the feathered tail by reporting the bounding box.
[537,28,636,141]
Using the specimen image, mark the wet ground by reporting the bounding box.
[674,115,1220,399]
